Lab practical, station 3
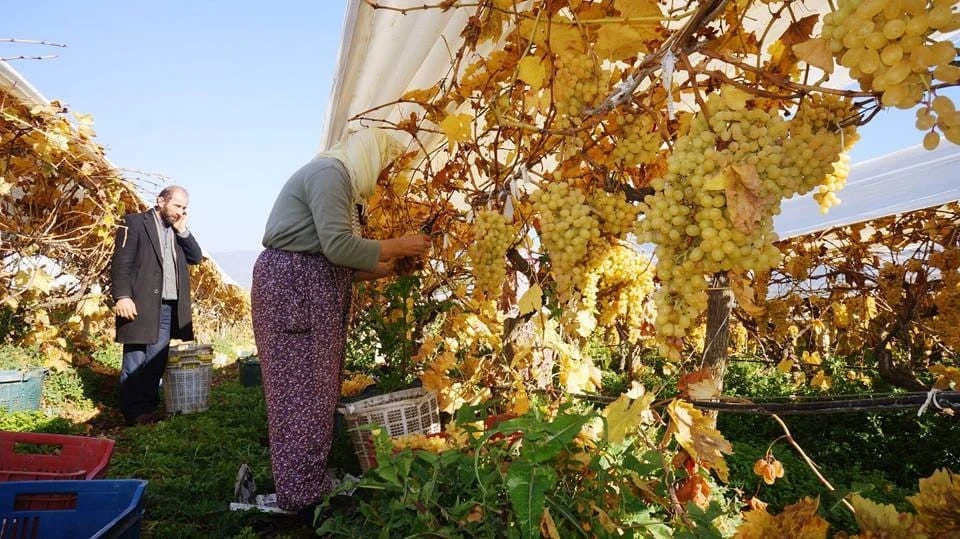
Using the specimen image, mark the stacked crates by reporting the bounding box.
[0,431,146,538]
[163,343,215,414]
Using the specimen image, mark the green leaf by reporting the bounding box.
[506,461,557,539]
[622,507,672,539]
[520,413,591,464]
[675,502,725,539]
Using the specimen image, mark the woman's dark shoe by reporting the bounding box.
[298,504,320,526]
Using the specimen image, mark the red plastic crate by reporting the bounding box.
[0,432,116,483]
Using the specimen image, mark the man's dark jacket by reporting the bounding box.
[111,210,204,344]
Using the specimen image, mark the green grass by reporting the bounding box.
[106,376,315,538]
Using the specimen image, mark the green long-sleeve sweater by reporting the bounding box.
[261,158,380,271]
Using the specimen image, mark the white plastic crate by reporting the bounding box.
[162,358,212,414]
[338,387,440,471]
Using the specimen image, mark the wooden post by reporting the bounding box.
[703,272,732,395]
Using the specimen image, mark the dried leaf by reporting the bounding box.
[667,400,734,482]
[908,468,960,533]
[780,15,819,47]
[540,507,561,539]
[678,368,711,394]
[687,376,720,400]
[793,38,835,75]
[734,497,829,539]
[801,351,822,365]
[400,84,440,103]
[777,358,794,373]
[676,475,712,509]
[76,295,104,317]
[851,495,921,537]
[575,310,596,337]
[721,86,753,112]
[730,272,765,317]
[725,163,777,235]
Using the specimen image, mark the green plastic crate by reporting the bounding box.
[239,356,261,387]
[0,368,46,412]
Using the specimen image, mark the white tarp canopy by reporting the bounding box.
[775,142,960,239]
[321,1,960,238]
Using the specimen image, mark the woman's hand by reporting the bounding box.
[379,234,431,260]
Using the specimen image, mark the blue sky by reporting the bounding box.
[7,0,347,254]
[5,1,945,255]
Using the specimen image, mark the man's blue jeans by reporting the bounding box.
[119,301,175,421]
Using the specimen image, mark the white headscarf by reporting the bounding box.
[318,128,404,205]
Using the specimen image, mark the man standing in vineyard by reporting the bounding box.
[111,186,204,426]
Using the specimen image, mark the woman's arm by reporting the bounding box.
[354,260,395,282]
[377,235,432,261]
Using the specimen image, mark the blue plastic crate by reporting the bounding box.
[0,479,147,539]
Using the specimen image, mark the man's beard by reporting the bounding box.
[157,207,176,226]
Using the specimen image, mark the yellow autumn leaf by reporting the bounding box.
[721,85,753,112]
[801,351,822,365]
[908,468,960,534]
[518,17,585,53]
[614,0,661,18]
[850,495,921,537]
[16,269,54,294]
[77,295,103,317]
[509,383,530,416]
[776,358,794,373]
[439,113,473,143]
[929,364,960,390]
[517,56,546,90]
[734,497,829,539]
[0,177,10,196]
[603,391,654,444]
[518,283,543,315]
[667,400,734,482]
[810,370,832,392]
[730,272,765,317]
[595,23,656,62]
[401,85,440,103]
[811,319,826,335]
[34,309,51,327]
[793,38,835,75]
[725,163,777,235]
[575,310,596,337]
